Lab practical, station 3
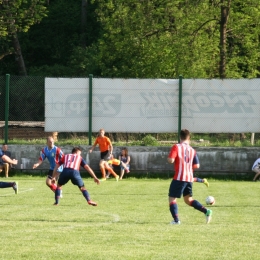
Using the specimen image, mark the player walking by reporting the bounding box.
[167,129,212,224]
[52,147,100,206]
[33,136,64,195]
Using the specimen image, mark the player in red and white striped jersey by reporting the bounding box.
[167,129,212,224]
[52,147,100,206]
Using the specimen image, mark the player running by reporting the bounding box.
[167,129,212,224]
[52,147,100,206]
[33,136,64,196]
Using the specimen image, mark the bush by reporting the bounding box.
[142,135,159,146]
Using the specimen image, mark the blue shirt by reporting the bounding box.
[39,146,64,172]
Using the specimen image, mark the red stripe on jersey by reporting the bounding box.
[63,154,82,170]
[168,143,196,182]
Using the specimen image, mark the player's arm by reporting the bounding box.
[89,140,98,153]
[2,155,18,165]
[51,163,61,181]
[108,140,113,155]
[167,158,175,164]
[167,145,177,164]
[192,154,200,169]
[83,164,100,185]
[33,159,43,169]
[33,150,46,169]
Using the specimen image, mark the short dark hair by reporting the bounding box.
[180,129,190,140]
[72,147,81,154]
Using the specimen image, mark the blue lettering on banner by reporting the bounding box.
[51,94,121,117]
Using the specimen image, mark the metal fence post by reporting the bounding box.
[178,75,183,143]
[5,74,10,144]
[88,74,93,145]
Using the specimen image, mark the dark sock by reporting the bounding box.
[169,201,179,222]
[194,178,203,183]
[82,189,90,201]
[55,188,61,204]
[190,200,207,214]
[0,182,12,188]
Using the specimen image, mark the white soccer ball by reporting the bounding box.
[206,196,215,205]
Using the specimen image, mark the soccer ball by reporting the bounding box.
[206,196,215,205]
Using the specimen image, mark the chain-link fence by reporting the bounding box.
[1,75,260,144]
[0,75,44,121]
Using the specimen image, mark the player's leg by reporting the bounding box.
[99,160,107,180]
[46,170,57,192]
[0,181,18,194]
[183,183,212,224]
[252,167,260,181]
[54,170,69,205]
[120,161,130,173]
[119,168,125,180]
[0,181,13,188]
[3,163,9,178]
[168,180,184,224]
[72,170,97,206]
[105,164,119,181]
[193,177,209,187]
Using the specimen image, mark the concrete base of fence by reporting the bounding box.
[4,145,259,179]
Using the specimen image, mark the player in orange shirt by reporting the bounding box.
[89,129,119,181]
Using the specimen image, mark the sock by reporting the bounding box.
[169,201,179,222]
[106,167,118,178]
[190,200,207,214]
[49,183,57,192]
[82,189,90,202]
[55,187,61,204]
[194,177,203,183]
[100,167,106,178]
[0,182,12,188]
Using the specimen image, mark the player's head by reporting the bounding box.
[180,129,190,141]
[99,128,105,137]
[121,148,128,156]
[72,147,82,155]
[2,143,8,151]
[47,136,54,148]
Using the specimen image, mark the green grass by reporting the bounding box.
[0,176,259,259]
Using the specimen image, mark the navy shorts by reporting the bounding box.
[47,170,54,179]
[58,168,84,188]
[168,179,193,198]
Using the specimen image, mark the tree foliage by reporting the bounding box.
[0,0,47,38]
[0,0,259,78]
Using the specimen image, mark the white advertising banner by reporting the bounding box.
[182,79,260,132]
[45,78,260,133]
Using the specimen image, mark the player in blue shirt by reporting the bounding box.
[33,136,64,195]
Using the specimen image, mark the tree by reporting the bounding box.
[75,0,260,78]
[0,0,48,75]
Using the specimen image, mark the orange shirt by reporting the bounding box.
[94,136,112,152]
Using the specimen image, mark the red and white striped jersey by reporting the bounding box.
[168,142,199,182]
[60,154,86,171]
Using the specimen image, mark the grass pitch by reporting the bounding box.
[0,176,259,259]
